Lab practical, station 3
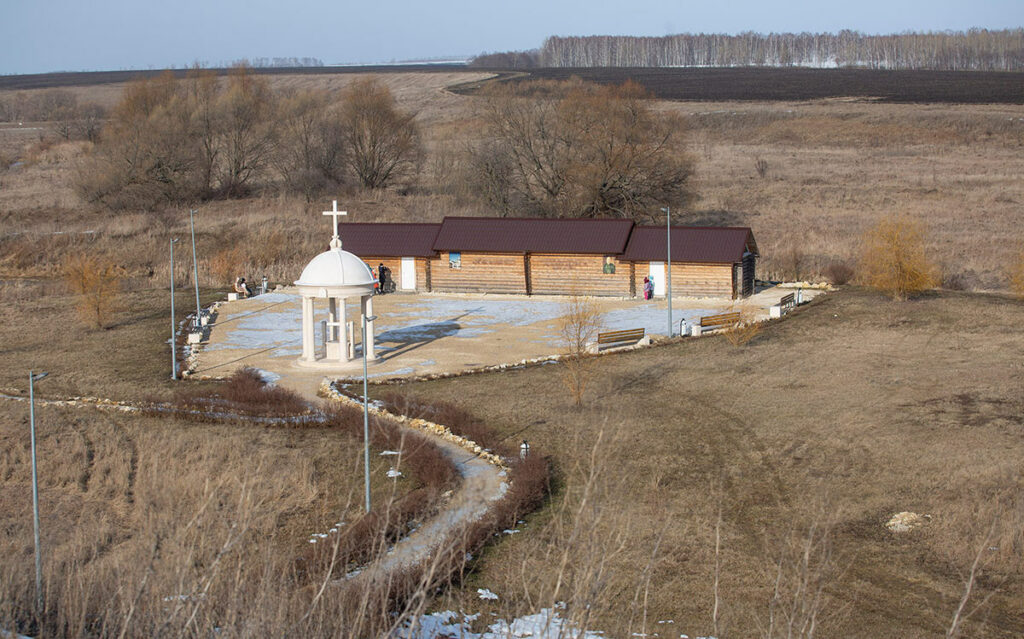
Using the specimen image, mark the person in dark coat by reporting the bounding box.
[378,263,387,294]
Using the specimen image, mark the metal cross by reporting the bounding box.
[322,200,347,248]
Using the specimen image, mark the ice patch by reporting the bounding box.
[399,606,611,638]
[477,588,498,600]
[387,469,402,478]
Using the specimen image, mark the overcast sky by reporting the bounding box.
[2,0,1021,75]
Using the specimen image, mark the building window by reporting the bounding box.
[602,256,616,274]
[449,251,461,269]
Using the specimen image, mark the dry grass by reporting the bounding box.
[393,288,1024,637]
[0,402,423,637]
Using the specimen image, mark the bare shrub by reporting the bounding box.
[823,261,854,286]
[779,243,805,282]
[62,252,123,328]
[558,291,603,407]
[723,309,762,347]
[172,366,308,417]
[760,499,841,639]
[1008,249,1024,299]
[859,216,939,300]
[755,156,769,178]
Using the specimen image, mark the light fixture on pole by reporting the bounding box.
[361,313,378,514]
[170,238,179,380]
[189,209,201,328]
[662,206,673,337]
[29,370,49,614]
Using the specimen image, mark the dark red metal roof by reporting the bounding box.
[432,217,635,254]
[620,226,758,263]
[339,223,441,258]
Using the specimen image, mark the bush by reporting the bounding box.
[823,260,854,286]
[62,252,123,328]
[173,366,308,417]
[859,216,939,300]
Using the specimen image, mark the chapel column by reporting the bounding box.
[301,296,315,362]
[362,295,376,361]
[337,297,350,363]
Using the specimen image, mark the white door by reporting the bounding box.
[649,262,665,296]
[400,257,416,291]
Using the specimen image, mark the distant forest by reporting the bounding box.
[471,29,1024,71]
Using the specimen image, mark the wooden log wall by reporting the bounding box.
[633,262,735,298]
[530,254,632,296]
[428,252,527,294]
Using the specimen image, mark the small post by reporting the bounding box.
[189,209,201,328]
[29,370,48,614]
[170,238,179,380]
[663,206,673,337]
[362,313,378,514]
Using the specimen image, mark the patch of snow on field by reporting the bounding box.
[399,607,610,638]
[254,369,280,385]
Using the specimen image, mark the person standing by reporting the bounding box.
[643,276,653,300]
[378,263,387,295]
[520,440,530,460]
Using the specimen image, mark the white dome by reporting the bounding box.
[295,248,374,290]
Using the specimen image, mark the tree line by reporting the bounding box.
[75,67,422,208]
[472,29,1024,71]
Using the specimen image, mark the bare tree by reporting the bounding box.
[558,290,603,407]
[276,89,346,201]
[340,78,422,190]
[477,79,694,220]
[216,67,276,197]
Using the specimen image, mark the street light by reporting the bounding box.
[29,370,49,614]
[662,206,673,337]
[189,209,201,328]
[170,238,179,380]
[361,313,378,514]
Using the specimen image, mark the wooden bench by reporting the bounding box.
[591,327,647,352]
[693,311,741,336]
[770,292,797,318]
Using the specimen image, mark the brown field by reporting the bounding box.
[398,287,1024,637]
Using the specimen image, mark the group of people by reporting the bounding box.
[642,276,655,300]
[373,263,394,295]
[233,276,268,298]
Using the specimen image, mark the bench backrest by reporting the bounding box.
[700,311,741,328]
[597,328,646,344]
[780,292,795,308]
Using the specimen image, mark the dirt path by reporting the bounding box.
[271,367,508,588]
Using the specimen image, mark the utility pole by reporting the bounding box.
[189,209,201,327]
[29,370,49,614]
[663,206,673,337]
[170,238,179,380]
[361,313,378,513]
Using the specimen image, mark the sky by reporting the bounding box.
[1,0,1022,75]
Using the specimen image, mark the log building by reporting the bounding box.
[336,217,758,299]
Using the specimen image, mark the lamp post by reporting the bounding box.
[662,206,673,337]
[361,313,378,514]
[170,238,179,380]
[29,370,49,614]
[189,209,201,327]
